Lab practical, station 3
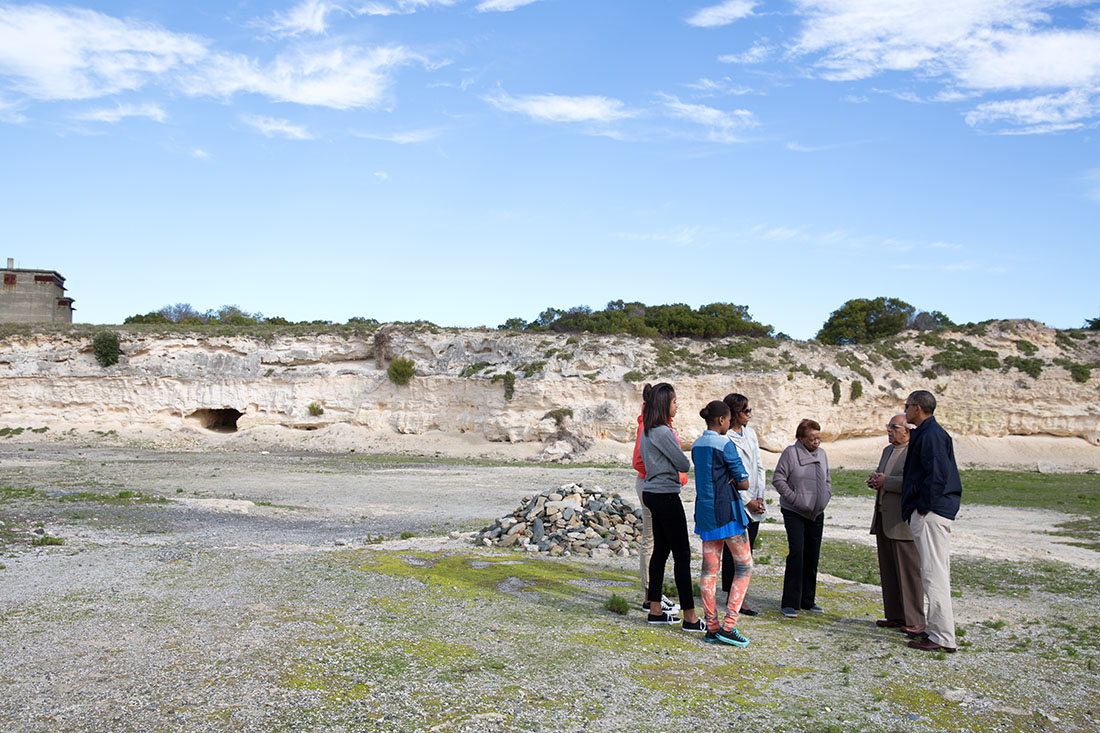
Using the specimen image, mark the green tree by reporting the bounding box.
[387,357,415,386]
[1085,312,1100,330]
[817,297,916,345]
[92,332,121,367]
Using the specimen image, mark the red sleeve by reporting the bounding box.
[632,422,646,478]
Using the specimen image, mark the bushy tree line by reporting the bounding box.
[499,300,773,339]
[816,297,953,345]
[124,303,378,328]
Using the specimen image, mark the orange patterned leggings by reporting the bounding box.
[701,533,753,632]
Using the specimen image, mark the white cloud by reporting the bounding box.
[190,148,210,159]
[476,0,541,11]
[718,42,772,64]
[373,170,389,180]
[789,0,1100,132]
[75,102,167,123]
[186,46,415,109]
[616,227,703,247]
[687,1,757,28]
[1084,169,1100,205]
[266,0,340,37]
[354,128,439,143]
[0,5,419,113]
[358,0,456,16]
[964,88,1098,132]
[0,5,207,100]
[0,95,27,123]
[659,93,756,143]
[683,77,755,95]
[241,114,313,139]
[485,91,635,123]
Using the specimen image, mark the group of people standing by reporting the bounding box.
[632,383,961,653]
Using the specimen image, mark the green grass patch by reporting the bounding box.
[604,593,629,615]
[459,361,490,377]
[32,535,65,546]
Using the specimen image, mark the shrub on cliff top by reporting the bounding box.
[817,297,952,345]
[387,357,415,386]
[499,300,772,339]
[92,332,121,367]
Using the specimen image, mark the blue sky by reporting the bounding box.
[1,0,1098,338]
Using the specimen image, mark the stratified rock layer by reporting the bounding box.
[0,320,1097,457]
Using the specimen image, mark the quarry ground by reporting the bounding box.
[1,438,1099,732]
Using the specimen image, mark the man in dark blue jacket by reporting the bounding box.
[901,390,961,653]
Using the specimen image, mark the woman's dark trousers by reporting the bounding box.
[781,508,824,610]
[642,491,695,612]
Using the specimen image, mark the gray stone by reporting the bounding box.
[1037,461,1058,474]
[531,517,545,543]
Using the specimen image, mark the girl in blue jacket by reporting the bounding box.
[692,400,754,647]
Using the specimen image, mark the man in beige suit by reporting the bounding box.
[866,414,925,634]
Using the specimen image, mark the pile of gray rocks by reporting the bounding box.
[473,482,642,559]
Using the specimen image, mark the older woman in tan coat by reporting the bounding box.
[772,419,831,618]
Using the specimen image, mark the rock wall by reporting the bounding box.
[1,321,1097,458]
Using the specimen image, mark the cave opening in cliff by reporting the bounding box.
[188,408,243,432]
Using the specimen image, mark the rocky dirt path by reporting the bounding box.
[1,443,1098,731]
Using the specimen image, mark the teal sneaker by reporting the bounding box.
[714,627,749,647]
[704,629,721,644]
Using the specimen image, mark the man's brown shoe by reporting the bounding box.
[902,624,927,637]
[876,619,904,628]
[908,638,956,653]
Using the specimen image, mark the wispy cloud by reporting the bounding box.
[789,0,1100,133]
[659,93,756,143]
[185,46,417,109]
[485,91,635,123]
[718,42,772,64]
[683,77,755,95]
[359,0,456,16]
[240,114,313,139]
[0,95,27,123]
[476,0,540,11]
[894,261,1006,274]
[686,1,756,28]
[264,0,340,37]
[373,170,389,180]
[0,5,420,112]
[75,102,167,123]
[616,226,704,247]
[1083,168,1100,205]
[0,5,207,100]
[786,137,873,152]
[354,128,440,143]
[964,89,1096,134]
[190,148,210,159]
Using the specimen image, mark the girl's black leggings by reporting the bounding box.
[642,491,695,612]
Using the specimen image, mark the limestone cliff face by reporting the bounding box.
[0,320,1097,455]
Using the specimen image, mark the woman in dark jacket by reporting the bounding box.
[772,419,831,618]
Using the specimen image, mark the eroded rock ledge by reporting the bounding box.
[1,320,1097,460]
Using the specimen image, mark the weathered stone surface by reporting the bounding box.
[2,320,1096,453]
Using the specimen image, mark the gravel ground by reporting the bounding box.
[1,441,1098,732]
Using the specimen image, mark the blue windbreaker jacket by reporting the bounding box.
[692,430,751,540]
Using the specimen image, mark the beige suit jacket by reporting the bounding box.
[869,443,913,541]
